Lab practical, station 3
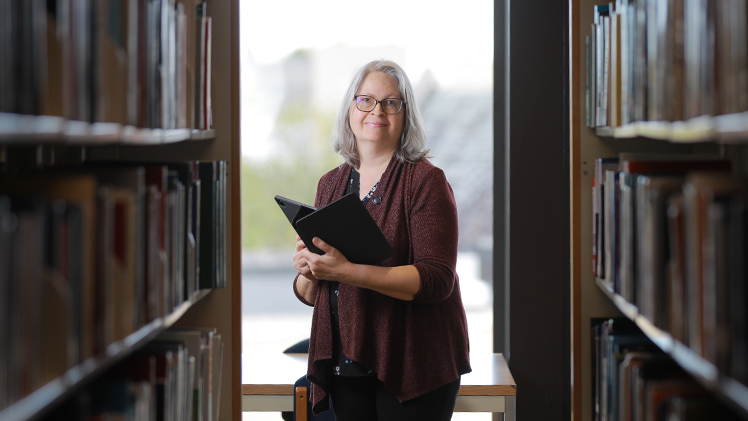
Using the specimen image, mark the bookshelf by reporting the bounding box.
[572,0,748,420]
[0,0,240,420]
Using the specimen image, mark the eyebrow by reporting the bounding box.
[358,93,401,99]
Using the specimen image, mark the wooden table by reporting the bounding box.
[242,352,516,421]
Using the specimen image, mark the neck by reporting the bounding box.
[357,143,396,171]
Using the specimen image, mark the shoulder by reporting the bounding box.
[318,164,350,187]
[314,164,351,207]
[401,158,453,205]
[408,158,449,188]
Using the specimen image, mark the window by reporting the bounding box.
[240,2,493,419]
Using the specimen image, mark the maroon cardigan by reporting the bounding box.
[293,157,471,414]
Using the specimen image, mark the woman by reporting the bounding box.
[292,59,471,421]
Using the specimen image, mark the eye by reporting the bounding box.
[385,99,399,107]
[358,96,373,104]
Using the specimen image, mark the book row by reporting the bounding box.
[0,160,226,410]
[592,318,741,421]
[586,0,748,129]
[0,0,213,131]
[593,154,748,384]
[41,328,223,421]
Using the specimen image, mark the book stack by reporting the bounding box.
[0,0,213,142]
[591,318,738,420]
[0,160,226,412]
[585,1,748,135]
[47,328,224,421]
[592,153,748,389]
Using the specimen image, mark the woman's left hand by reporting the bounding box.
[300,237,353,282]
[302,237,421,300]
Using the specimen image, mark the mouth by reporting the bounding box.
[365,121,388,127]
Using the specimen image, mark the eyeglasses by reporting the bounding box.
[354,95,405,115]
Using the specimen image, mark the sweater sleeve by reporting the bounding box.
[292,274,315,307]
[409,166,460,303]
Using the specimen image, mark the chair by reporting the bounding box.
[281,339,335,421]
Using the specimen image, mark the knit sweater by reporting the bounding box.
[293,157,472,414]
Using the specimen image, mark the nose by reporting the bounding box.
[371,101,386,115]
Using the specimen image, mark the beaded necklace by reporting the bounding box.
[349,169,380,204]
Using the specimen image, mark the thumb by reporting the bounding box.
[312,237,330,252]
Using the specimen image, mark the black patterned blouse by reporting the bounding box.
[329,168,378,377]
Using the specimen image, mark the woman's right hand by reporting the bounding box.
[293,236,320,305]
[293,236,318,281]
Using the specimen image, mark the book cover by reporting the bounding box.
[729,193,748,384]
[40,201,74,384]
[138,341,183,421]
[40,2,65,118]
[632,0,648,122]
[644,379,703,420]
[604,167,621,290]
[617,171,636,301]
[586,34,593,127]
[683,0,714,119]
[276,193,394,266]
[635,175,684,329]
[666,192,688,344]
[94,185,116,353]
[96,0,129,125]
[682,172,744,357]
[159,328,211,420]
[198,161,219,289]
[0,197,12,408]
[594,157,619,281]
[618,153,730,311]
[703,198,729,370]
[594,5,610,127]
[0,174,99,363]
[617,351,669,421]
[195,1,206,130]
[607,333,655,419]
[10,195,47,396]
[610,2,622,127]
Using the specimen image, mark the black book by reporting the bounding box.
[275,193,393,266]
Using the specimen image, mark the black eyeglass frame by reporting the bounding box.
[353,95,406,115]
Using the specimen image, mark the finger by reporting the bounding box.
[312,237,331,252]
[301,260,315,275]
[298,247,310,260]
[298,260,313,277]
[298,262,309,274]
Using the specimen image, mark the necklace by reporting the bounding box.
[362,180,380,202]
[349,169,381,203]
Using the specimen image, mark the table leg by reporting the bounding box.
[503,396,516,421]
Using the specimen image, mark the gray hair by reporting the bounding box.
[331,60,430,168]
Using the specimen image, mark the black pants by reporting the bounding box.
[329,375,461,421]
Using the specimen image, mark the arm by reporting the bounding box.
[294,274,319,306]
[407,167,460,303]
[292,168,344,306]
[293,236,319,306]
[298,166,458,302]
[300,237,421,301]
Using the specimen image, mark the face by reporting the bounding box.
[349,71,406,151]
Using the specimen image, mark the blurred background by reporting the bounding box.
[239,1,494,419]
